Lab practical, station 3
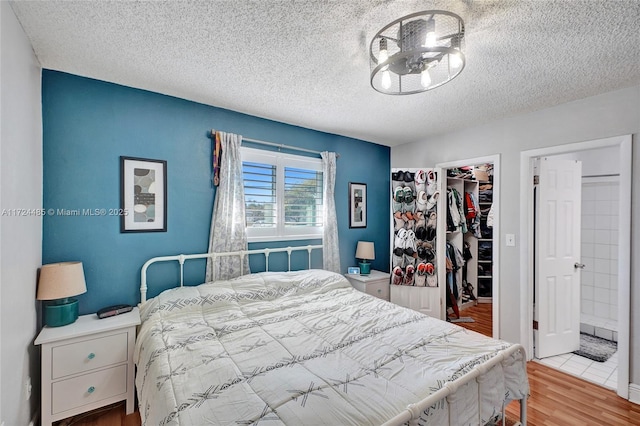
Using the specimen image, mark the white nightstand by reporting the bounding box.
[35,307,140,426]
[345,270,390,301]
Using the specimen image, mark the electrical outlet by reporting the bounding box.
[506,233,516,247]
[24,376,32,401]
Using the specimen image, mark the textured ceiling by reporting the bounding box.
[9,0,640,147]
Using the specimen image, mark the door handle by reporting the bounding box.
[574,262,586,269]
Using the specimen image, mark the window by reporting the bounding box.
[241,147,323,241]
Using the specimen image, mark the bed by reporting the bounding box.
[135,246,529,425]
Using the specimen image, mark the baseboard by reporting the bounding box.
[629,383,640,405]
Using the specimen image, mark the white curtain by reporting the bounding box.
[206,132,249,281]
[321,151,340,272]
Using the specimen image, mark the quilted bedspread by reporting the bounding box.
[135,270,528,425]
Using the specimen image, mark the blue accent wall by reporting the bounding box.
[42,71,390,314]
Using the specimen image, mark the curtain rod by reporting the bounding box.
[211,130,338,158]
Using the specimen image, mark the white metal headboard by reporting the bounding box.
[140,244,323,303]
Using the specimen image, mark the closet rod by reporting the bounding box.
[211,130,338,158]
[582,173,619,178]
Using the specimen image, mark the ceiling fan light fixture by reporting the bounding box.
[369,10,465,95]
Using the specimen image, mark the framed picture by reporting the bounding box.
[120,156,167,233]
[349,182,367,228]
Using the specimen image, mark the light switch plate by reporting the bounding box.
[506,234,516,247]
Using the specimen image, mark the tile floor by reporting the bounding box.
[536,350,618,390]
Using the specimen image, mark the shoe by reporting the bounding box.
[425,225,436,242]
[404,230,417,256]
[427,170,437,196]
[403,171,415,192]
[426,190,439,211]
[403,253,416,268]
[394,228,407,249]
[415,266,426,286]
[416,190,428,212]
[418,246,435,262]
[414,170,426,193]
[394,211,405,231]
[393,186,404,212]
[392,266,404,285]
[404,213,415,230]
[414,211,425,229]
[392,171,404,186]
[426,263,437,287]
[427,211,437,228]
[404,264,415,285]
[403,187,416,213]
[392,250,404,268]
[415,226,427,241]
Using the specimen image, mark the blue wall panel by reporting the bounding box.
[42,71,390,313]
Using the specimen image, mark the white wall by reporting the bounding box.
[391,84,640,384]
[1,2,43,425]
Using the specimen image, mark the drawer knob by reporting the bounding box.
[87,353,95,360]
[87,386,95,394]
[377,289,382,293]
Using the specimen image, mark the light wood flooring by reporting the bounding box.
[57,303,639,426]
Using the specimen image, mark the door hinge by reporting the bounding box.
[533,175,539,185]
[533,320,538,330]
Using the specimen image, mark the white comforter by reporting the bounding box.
[135,270,528,425]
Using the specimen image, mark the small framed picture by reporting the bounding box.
[347,266,361,275]
[349,182,367,228]
[120,156,167,233]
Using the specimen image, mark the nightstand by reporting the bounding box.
[35,307,140,426]
[345,269,390,301]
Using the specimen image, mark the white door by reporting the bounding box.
[534,157,582,359]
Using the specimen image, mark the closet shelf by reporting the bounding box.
[478,275,493,279]
[478,260,492,263]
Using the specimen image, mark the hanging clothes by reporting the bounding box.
[453,189,467,234]
[465,191,482,238]
[447,188,461,231]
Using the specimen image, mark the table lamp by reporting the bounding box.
[37,262,87,327]
[355,241,375,275]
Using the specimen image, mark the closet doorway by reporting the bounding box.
[520,135,631,399]
[436,154,500,338]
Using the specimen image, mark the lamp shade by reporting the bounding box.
[355,241,375,260]
[37,262,87,300]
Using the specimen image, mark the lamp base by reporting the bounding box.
[44,298,79,327]
[358,261,371,275]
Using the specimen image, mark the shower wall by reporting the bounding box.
[580,178,619,339]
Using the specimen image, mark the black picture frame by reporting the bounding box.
[120,156,167,233]
[349,182,367,228]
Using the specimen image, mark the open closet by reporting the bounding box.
[388,161,498,330]
[443,163,495,326]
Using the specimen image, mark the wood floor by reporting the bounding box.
[58,303,639,426]
[459,303,640,425]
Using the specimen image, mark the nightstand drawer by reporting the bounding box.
[367,281,389,300]
[52,332,127,379]
[52,364,127,414]
[345,270,390,301]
